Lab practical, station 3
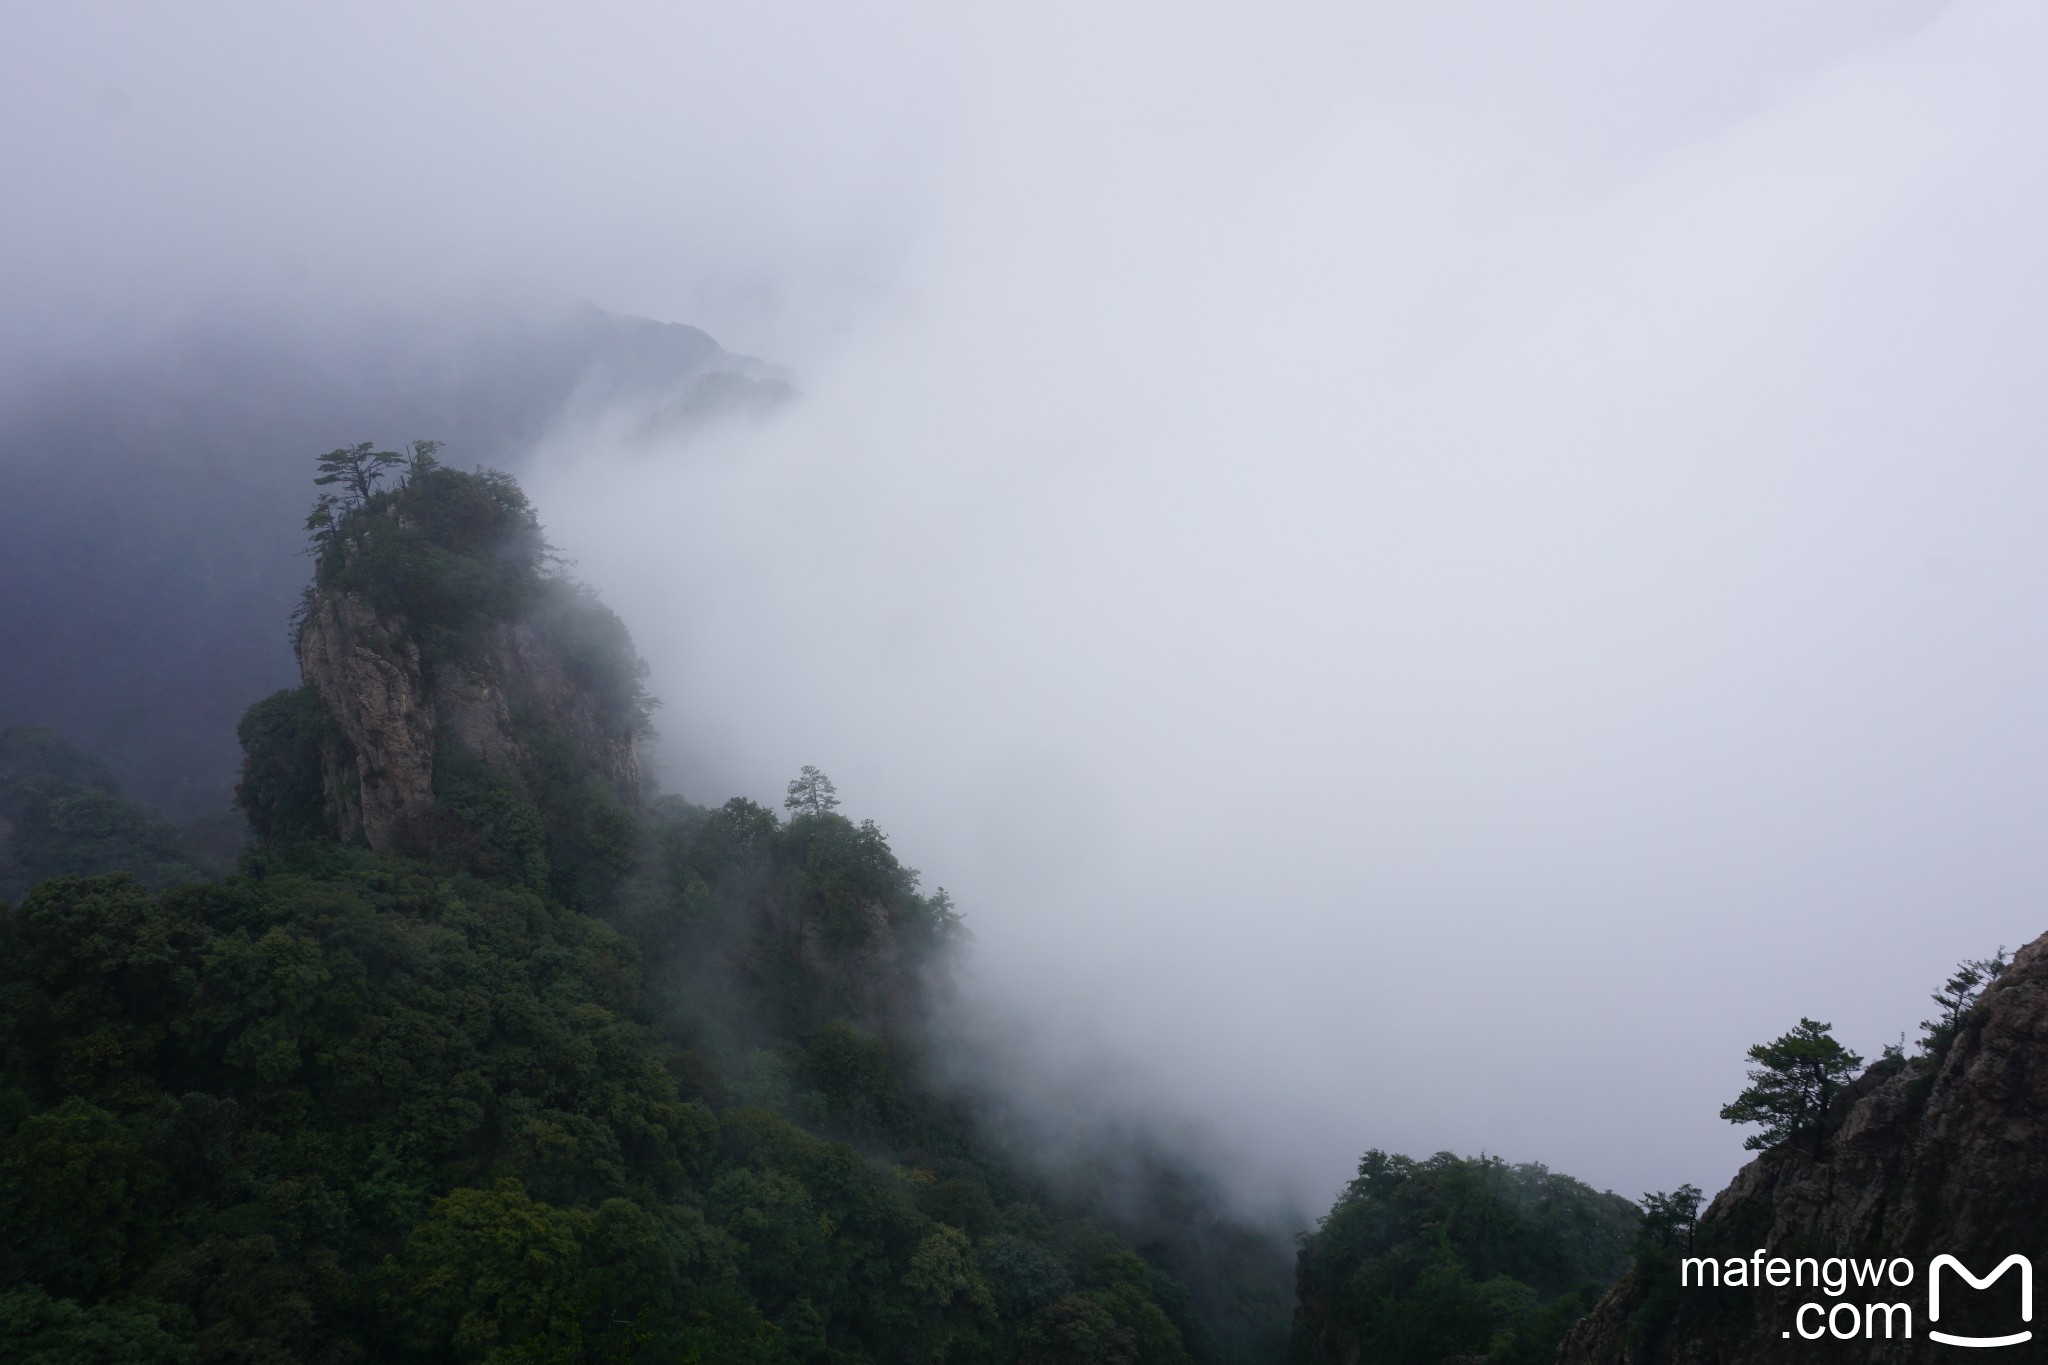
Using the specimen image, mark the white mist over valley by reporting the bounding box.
[10,0,2045,1222]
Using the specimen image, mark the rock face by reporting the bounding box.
[297,590,435,848]
[1558,929,2048,1364]
[297,584,642,852]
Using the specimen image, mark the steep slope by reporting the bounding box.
[1558,928,2048,1363]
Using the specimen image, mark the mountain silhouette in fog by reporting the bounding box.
[0,303,789,817]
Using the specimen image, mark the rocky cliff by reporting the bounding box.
[295,588,435,848]
[297,584,644,852]
[1,302,776,818]
[1558,928,2048,1364]
[240,460,651,904]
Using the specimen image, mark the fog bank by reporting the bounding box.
[525,0,2046,1208]
[9,0,2044,1212]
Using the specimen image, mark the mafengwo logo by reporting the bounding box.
[1680,1250,2033,1346]
[1928,1255,2031,1349]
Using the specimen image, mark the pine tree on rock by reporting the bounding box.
[1720,1018,1862,1159]
[314,442,403,506]
[1919,947,2009,1056]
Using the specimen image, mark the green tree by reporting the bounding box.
[233,686,329,848]
[313,442,402,506]
[1291,1149,1638,1365]
[1919,948,2009,1056]
[0,1097,164,1297]
[0,1286,193,1365]
[405,438,444,481]
[1719,1018,1862,1158]
[784,766,839,819]
[303,491,342,551]
[1635,1185,1702,1257]
[383,1179,594,1363]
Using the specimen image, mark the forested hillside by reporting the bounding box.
[0,449,1292,1363]
[0,726,235,903]
[0,440,1668,1365]
[1291,1149,1638,1364]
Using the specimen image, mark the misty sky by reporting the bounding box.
[8,0,2046,1213]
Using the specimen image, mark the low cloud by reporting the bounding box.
[9,0,2041,1213]
[525,0,2046,1210]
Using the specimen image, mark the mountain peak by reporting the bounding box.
[238,457,651,905]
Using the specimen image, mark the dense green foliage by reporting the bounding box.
[1291,1150,1638,1365]
[0,809,1248,1362]
[235,685,332,850]
[0,727,223,903]
[0,456,1292,1363]
[302,453,571,676]
[1633,1185,1701,1261]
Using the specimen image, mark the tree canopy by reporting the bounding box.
[1291,1149,1638,1365]
[1718,1018,1862,1158]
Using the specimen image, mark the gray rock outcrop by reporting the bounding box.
[296,584,642,853]
[297,589,434,848]
[1558,929,2048,1363]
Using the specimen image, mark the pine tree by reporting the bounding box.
[304,492,342,550]
[1719,1018,1863,1159]
[784,765,840,818]
[1919,947,2009,1055]
[313,442,403,506]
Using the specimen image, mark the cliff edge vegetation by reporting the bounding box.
[1558,930,2048,1364]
